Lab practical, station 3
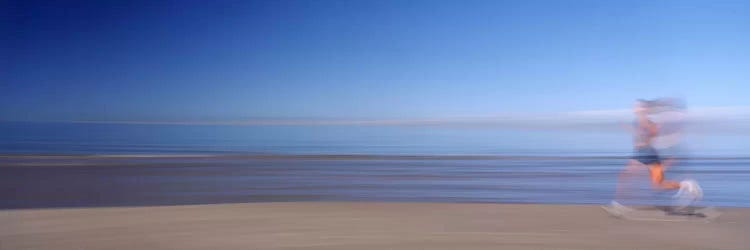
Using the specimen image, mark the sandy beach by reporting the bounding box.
[2,202,748,250]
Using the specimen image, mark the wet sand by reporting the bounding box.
[2,202,749,250]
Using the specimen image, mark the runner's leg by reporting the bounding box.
[615,160,645,203]
[648,164,680,190]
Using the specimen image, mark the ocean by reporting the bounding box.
[1,122,748,208]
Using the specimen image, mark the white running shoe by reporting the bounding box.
[673,179,703,208]
[676,179,703,200]
[609,200,633,213]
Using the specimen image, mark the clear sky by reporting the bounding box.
[2,0,749,122]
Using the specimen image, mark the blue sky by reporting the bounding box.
[2,0,749,122]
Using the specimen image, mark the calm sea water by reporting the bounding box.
[0,121,733,156]
[1,122,635,156]
[1,122,748,208]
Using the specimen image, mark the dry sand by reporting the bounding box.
[1,202,748,250]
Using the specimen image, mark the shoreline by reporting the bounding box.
[2,202,749,249]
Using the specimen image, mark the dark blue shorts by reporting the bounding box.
[633,146,660,165]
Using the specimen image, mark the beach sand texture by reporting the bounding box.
[2,202,748,250]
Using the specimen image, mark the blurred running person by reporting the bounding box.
[611,99,701,211]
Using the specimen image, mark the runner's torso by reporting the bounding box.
[634,119,656,149]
